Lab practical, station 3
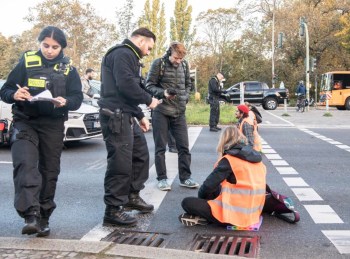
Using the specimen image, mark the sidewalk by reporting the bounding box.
[0,237,242,259]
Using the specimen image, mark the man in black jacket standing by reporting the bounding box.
[98,28,160,226]
[146,42,199,191]
[208,72,225,132]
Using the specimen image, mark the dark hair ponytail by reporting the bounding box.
[38,26,67,49]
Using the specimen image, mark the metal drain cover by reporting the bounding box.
[102,230,171,248]
[188,234,260,258]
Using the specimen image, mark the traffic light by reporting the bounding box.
[299,17,305,37]
[277,32,284,48]
[311,57,317,71]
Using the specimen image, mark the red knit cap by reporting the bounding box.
[237,104,249,114]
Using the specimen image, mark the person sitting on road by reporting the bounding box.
[179,126,266,227]
[235,104,262,152]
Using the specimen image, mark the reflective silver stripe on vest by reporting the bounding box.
[221,187,266,196]
[211,200,264,215]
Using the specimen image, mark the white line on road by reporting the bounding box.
[283,177,309,187]
[275,167,298,175]
[291,188,323,201]
[322,230,350,254]
[304,205,344,224]
[80,127,202,242]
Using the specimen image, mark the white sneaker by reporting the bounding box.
[178,213,208,226]
[179,178,199,188]
[157,179,171,191]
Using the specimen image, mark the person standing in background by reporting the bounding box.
[208,72,225,132]
[81,68,95,98]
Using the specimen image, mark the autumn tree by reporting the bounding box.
[25,0,117,73]
[170,0,196,50]
[138,0,167,72]
[116,0,137,40]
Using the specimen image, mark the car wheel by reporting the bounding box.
[345,97,350,110]
[263,97,278,110]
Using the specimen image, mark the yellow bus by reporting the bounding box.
[319,71,350,110]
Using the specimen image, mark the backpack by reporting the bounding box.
[158,57,188,82]
[262,184,300,223]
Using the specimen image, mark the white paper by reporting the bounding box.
[29,90,62,105]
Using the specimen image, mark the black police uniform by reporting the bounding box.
[208,76,223,130]
[0,50,83,230]
[98,39,154,222]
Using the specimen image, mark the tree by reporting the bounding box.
[116,0,137,40]
[25,0,117,72]
[138,0,167,73]
[170,0,196,50]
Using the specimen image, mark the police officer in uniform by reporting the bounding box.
[98,28,160,226]
[0,26,83,236]
[208,72,225,132]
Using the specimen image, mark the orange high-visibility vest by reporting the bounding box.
[239,117,262,152]
[208,155,266,227]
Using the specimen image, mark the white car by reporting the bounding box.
[0,79,102,145]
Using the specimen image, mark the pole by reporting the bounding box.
[271,0,276,88]
[304,22,310,112]
[240,82,245,104]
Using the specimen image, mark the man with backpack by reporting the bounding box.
[146,42,199,191]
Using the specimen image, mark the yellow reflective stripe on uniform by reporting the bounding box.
[221,187,266,196]
[25,52,42,68]
[211,200,264,215]
[28,78,46,88]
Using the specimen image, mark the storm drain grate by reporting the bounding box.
[189,234,260,258]
[102,230,171,248]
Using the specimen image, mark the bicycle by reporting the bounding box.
[296,94,306,112]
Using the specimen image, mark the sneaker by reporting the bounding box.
[157,179,171,191]
[36,218,50,237]
[180,178,199,188]
[22,215,40,235]
[178,213,208,226]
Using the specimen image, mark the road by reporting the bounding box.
[0,106,349,258]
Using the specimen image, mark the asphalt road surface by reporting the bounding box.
[0,106,349,258]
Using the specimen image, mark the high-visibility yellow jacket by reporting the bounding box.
[208,155,266,227]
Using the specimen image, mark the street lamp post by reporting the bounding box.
[300,17,310,111]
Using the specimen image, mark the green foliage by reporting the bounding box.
[185,101,237,125]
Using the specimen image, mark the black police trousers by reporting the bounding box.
[100,112,150,207]
[209,97,220,128]
[11,116,65,218]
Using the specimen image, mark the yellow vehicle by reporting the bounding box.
[319,71,350,110]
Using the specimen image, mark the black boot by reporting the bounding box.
[37,217,50,237]
[103,206,137,226]
[22,211,40,235]
[124,192,154,213]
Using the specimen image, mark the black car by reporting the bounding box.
[220,81,289,110]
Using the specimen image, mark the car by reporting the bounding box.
[82,80,152,122]
[0,79,102,145]
[219,81,289,110]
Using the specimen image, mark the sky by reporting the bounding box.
[0,0,237,37]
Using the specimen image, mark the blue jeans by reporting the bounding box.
[152,111,192,182]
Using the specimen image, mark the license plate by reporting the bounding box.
[94,121,100,128]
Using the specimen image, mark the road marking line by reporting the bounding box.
[275,167,298,175]
[322,230,350,254]
[0,161,12,164]
[291,188,323,201]
[304,205,344,224]
[264,111,295,126]
[262,148,277,154]
[80,127,202,242]
[270,160,289,166]
[283,177,309,187]
[262,144,272,149]
[265,154,282,160]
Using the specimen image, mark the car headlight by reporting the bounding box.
[68,112,84,119]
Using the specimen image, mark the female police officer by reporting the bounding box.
[0,26,83,237]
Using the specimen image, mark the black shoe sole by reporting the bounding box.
[103,217,137,227]
[22,225,40,235]
[124,205,154,213]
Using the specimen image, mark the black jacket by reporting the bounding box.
[208,76,223,98]
[98,39,152,120]
[198,144,262,199]
[146,56,191,117]
[0,50,82,119]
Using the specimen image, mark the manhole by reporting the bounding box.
[102,230,171,248]
[188,234,260,258]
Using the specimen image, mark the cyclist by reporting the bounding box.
[296,80,306,112]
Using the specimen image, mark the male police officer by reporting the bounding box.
[208,72,225,132]
[98,28,160,226]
